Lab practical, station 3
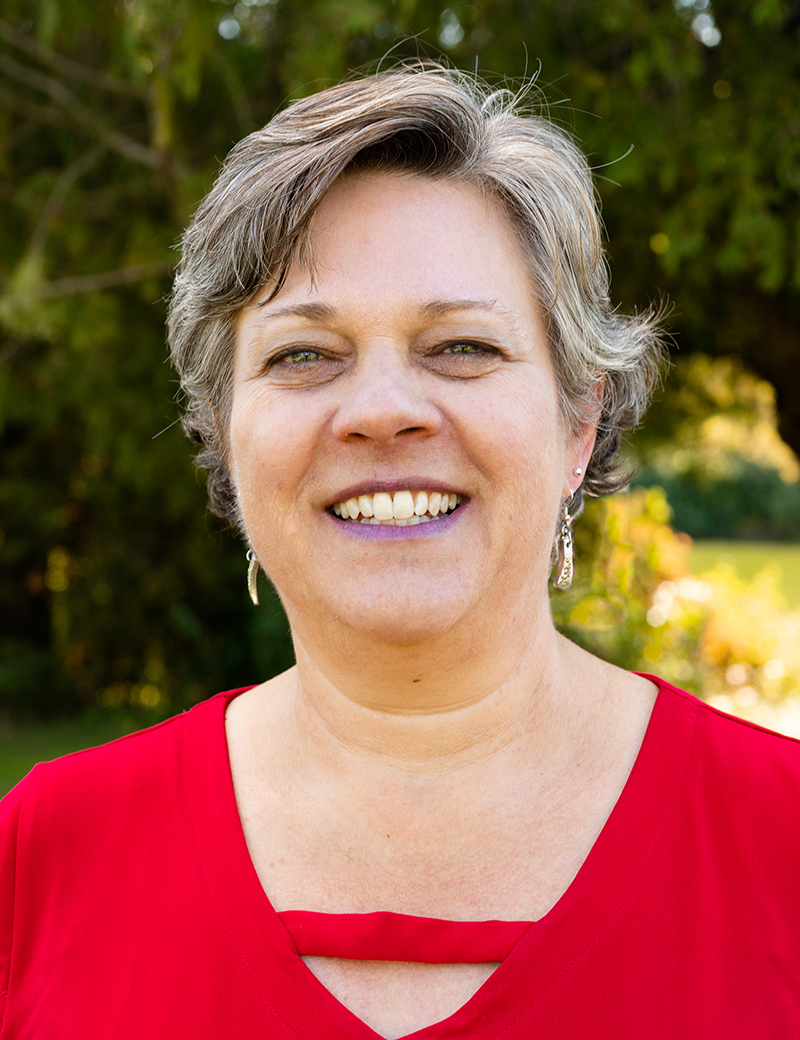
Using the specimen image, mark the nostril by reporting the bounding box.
[331,380,443,445]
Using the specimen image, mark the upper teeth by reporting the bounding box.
[331,490,462,524]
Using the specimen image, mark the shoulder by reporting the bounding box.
[2,690,241,837]
[0,691,250,1033]
[22,706,190,812]
[638,678,800,942]
[0,689,246,947]
[648,676,800,830]
[661,678,800,770]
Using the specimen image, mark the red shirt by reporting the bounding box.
[1,678,799,1038]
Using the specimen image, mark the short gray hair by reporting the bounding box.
[168,64,664,525]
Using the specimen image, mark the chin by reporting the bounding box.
[329,588,477,647]
[349,613,461,647]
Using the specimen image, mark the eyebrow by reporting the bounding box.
[421,298,520,320]
[253,297,516,324]
[253,301,337,323]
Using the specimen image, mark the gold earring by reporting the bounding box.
[246,550,259,606]
[554,497,575,590]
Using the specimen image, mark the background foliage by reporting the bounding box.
[1,0,799,719]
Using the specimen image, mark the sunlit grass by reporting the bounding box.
[691,540,800,608]
[0,713,155,797]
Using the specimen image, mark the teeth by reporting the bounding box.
[372,492,394,521]
[392,490,415,519]
[331,490,462,525]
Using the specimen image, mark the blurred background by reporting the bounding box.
[1,0,799,790]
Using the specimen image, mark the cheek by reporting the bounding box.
[457,382,565,490]
[229,392,302,515]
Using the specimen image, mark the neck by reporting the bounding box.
[278,601,587,775]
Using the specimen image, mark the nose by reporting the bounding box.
[331,346,442,446]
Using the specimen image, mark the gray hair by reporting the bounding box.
[168,64,664,526]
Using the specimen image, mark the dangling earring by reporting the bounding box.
[554,497,575,590]
[246,550,259,606]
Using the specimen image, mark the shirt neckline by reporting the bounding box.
[182,677,697,1039]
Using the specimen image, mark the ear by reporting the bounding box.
[208,399,238,487]
[563,378,604,498]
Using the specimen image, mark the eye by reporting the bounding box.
[278,349,322,365]
[424,339,502,378]
[258,345,344,386]
[264,347,328,373]
[442,343,487,356]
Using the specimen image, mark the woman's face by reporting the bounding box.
[231,174,594,646]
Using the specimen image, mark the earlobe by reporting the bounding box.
[564,415,598,490]
[565,379,603,493]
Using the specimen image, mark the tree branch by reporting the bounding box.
[34,262,171,297]
[0,53,164,170]
[0,19,145,98]
[27,144,106,273]
[0,82,62,127]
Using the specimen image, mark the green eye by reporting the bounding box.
[285,349,320,364]
[444,343,484,355]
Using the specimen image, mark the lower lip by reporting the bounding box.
[326,503,467,540]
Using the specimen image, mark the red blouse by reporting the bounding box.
[1,678,799,1038]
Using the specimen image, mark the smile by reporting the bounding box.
[331,490,463,526]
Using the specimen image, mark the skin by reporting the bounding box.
[224,173,657,1038]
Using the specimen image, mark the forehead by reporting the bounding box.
[258,173,540,320]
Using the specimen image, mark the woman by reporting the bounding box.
[1,66,799,1039]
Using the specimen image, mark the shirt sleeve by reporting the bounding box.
[0,776,29,1030]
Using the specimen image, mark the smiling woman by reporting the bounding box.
[2,65,800,1040]
[229,174,579,649]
